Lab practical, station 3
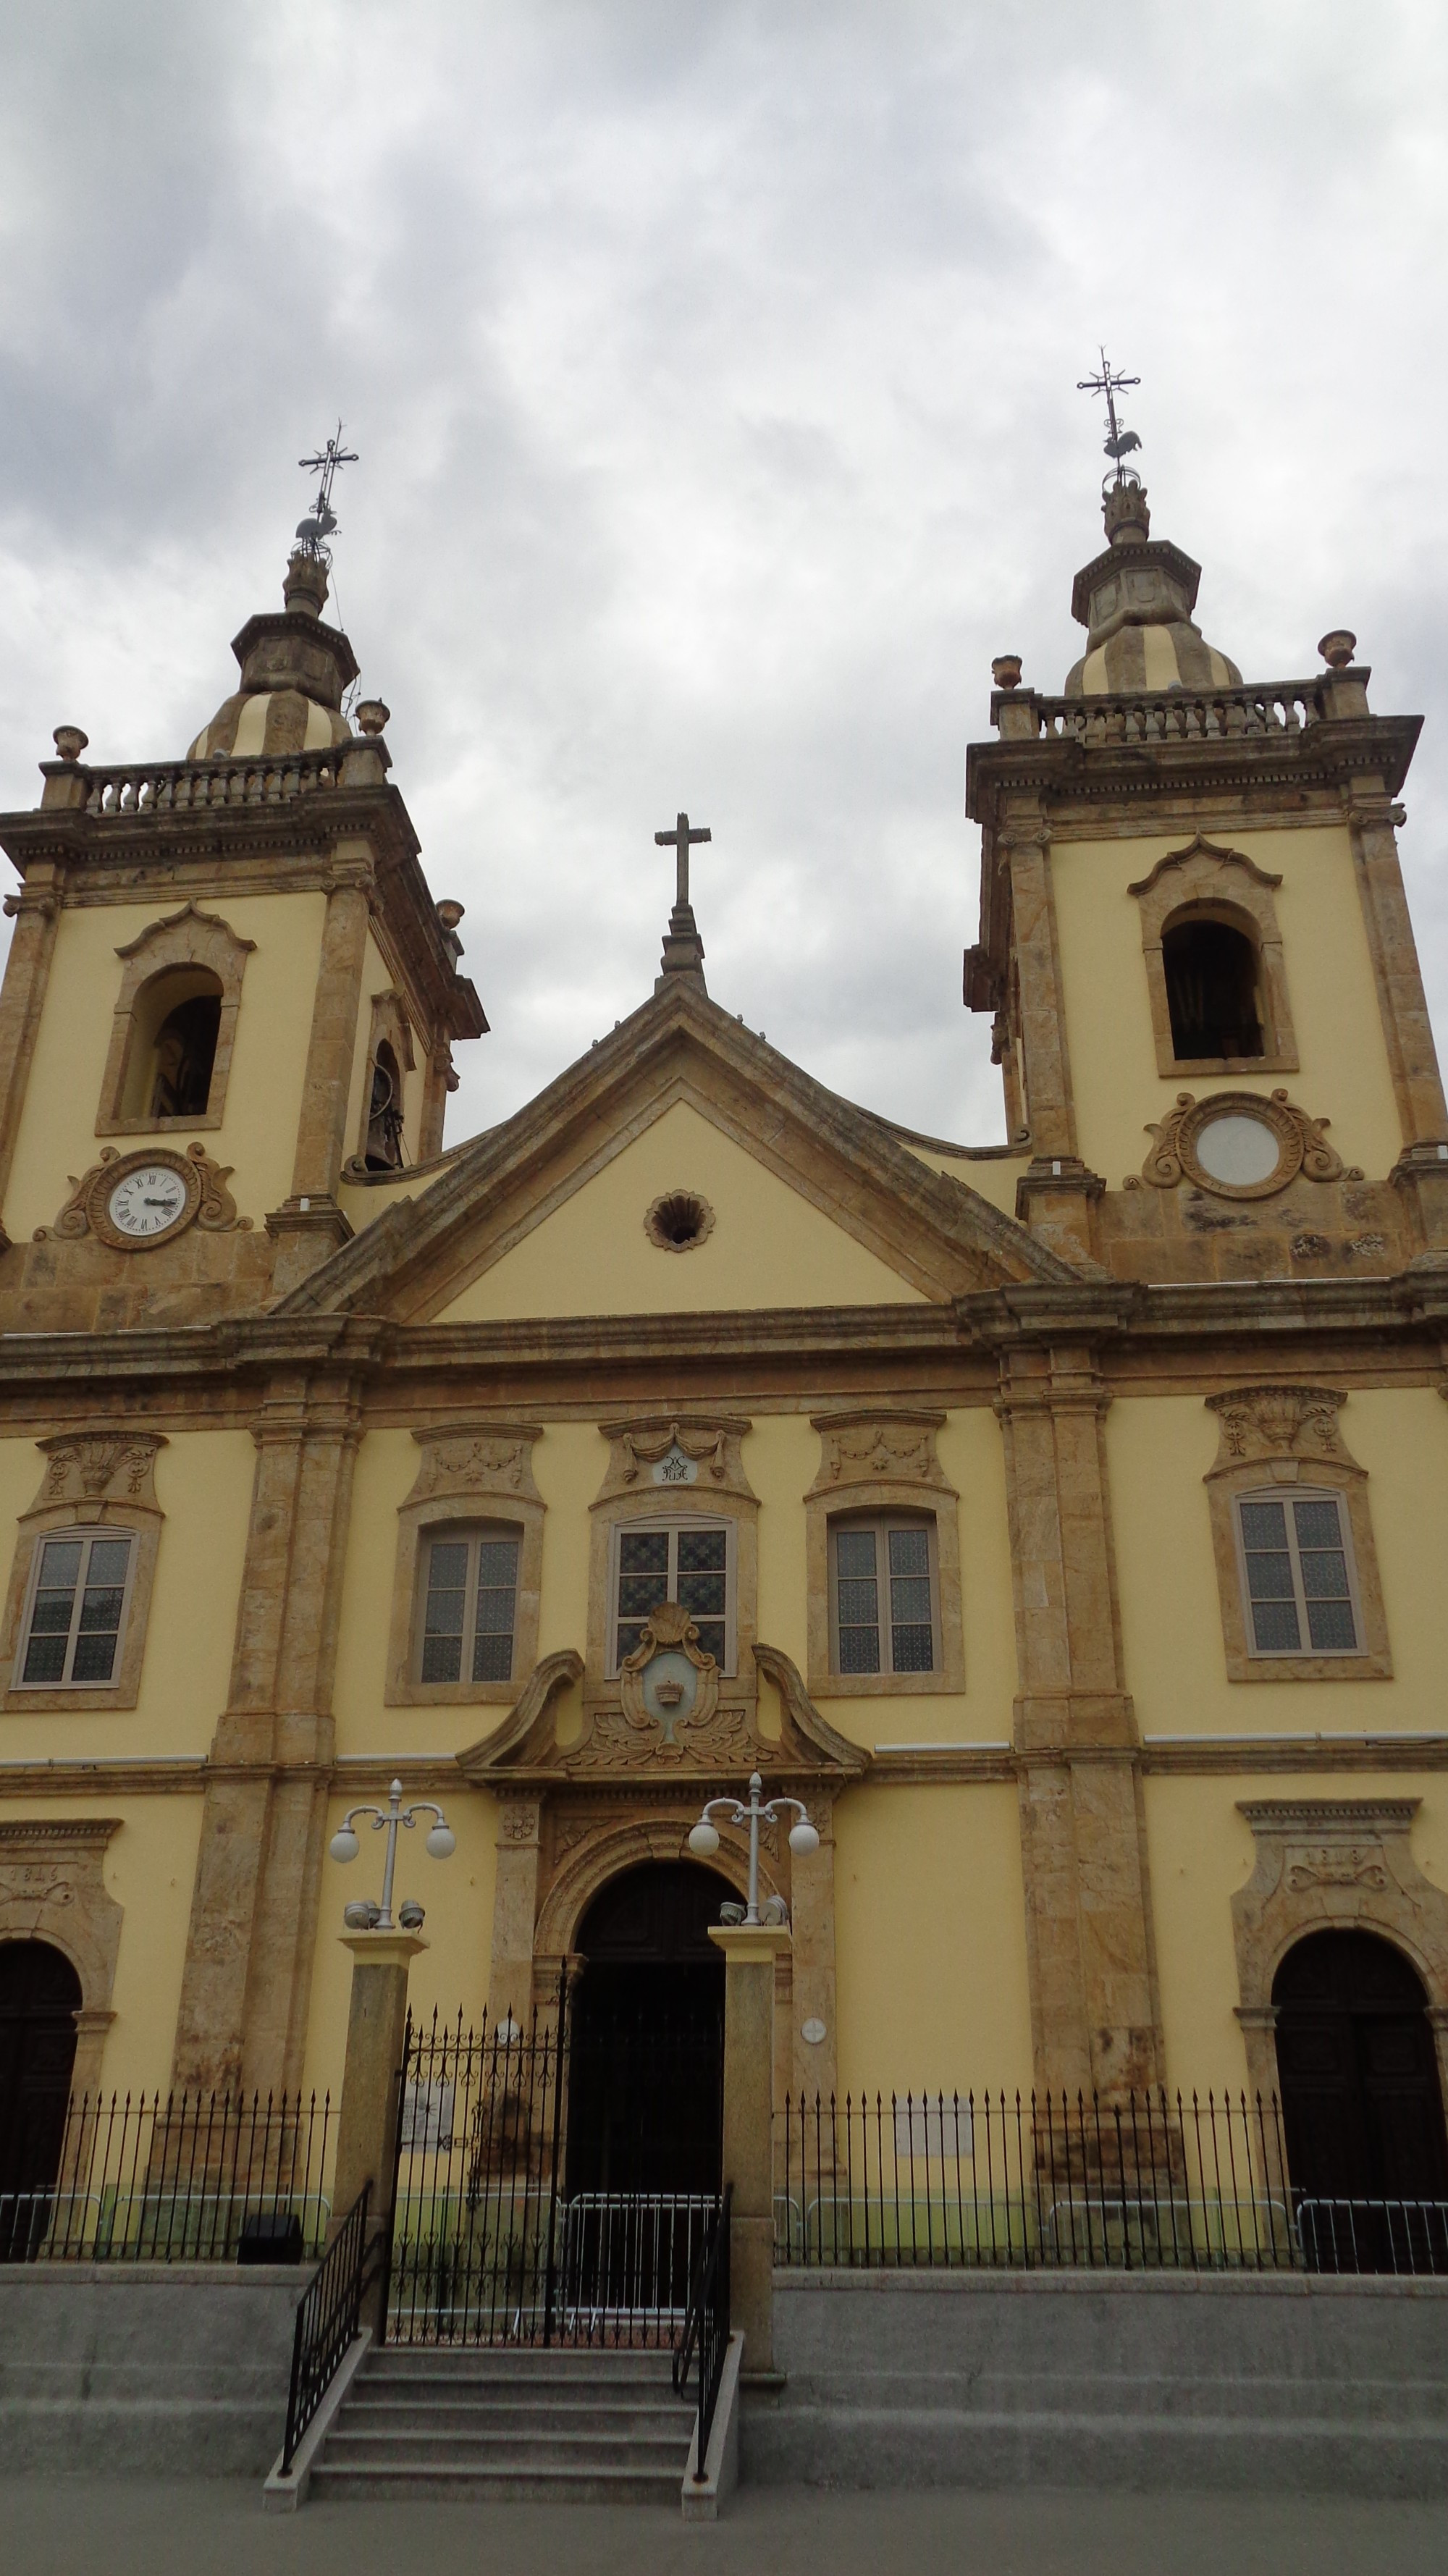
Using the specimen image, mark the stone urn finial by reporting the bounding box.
[991,655,1022,693]
[355,699,390,736]
[1318,629,1357,670]
[52,725,88,763]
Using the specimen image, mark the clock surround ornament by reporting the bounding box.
[38,1143,249,1249]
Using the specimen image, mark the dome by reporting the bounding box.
[1064,482,1241,697]
[185,548,360,759]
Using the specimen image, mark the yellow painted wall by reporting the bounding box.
[1144,1772,1448,2090]
[0,1429,255,1760]
[833,1785,1033,2092]
[1109,1387,1448,1737]
[434,1100,929,1321]
[0,1795,203,2097]
[1051,826,1403,1184]
[3,891,327,1237]
[897,1140,1024,1219]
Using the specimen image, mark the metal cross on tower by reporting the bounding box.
[653,809,712,987]
[1077,350,1142,480]
[295,422,359,559]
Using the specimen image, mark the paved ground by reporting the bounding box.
[4,2479,1448,2575]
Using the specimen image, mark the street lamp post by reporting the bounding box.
[329,1776,455,1929]
[688,1769,818,1923]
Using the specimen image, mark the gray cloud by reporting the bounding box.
[1,0,1445,1148]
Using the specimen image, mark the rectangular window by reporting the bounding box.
[830,1518,937,1678]
[20,1530,135,1686]
[418,1525,521,1685]
[613,1522,730,1671]
[1236,1490,1362,1657]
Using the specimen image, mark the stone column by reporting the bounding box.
[171,1370,363,2099]
[996,1341,1164,2103]
[0,864,64,1236]
[1002,820,1104,1266]
[332,1927,426,2325]
[710,1923,791,2376]
[267,856,373,1297]
[418,1040,455,1164]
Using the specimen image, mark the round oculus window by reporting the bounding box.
[1192,1113,1282,1188]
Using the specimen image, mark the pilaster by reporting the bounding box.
[1348,790,1448,1166]
[268,855,374,1297]
[171,1368,364,2096]
[1003,817,1077,1163]
[0,862,65,1236]
[487,1798,543,2029]
[996,1342,1163,2102]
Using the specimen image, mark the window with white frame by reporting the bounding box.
[612,1520,732,1672]
[1234,1489,1363,1657]
[830,1515,938,1676]
[17,1529,136,1686]
[416,1523,522,1685]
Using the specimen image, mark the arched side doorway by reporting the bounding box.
[566,1860,731,2201]
[0,1940,82,2261]
[1274,1929,1448,2270]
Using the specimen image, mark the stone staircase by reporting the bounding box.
[307,2345,697,2504]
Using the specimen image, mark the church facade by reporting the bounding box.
[1,476,1447,2194]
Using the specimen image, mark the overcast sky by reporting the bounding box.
[2,1,1446,1151]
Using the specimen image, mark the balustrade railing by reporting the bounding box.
[1004,683,1329,748]
[60,750,344,817]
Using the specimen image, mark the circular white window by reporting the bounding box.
[1192,1113,1281,1187]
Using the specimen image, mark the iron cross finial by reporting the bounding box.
[654,810,712,913]
[1076,350,1142,481]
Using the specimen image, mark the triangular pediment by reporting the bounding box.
[276,982,1077,1322]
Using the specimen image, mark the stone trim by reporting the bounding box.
[1,1434,166,1713]
[0,1816,122,2098]
[1232,1799,1448,2110]
[804,1411,963,1700]
[96,902,255,1137]
[1203,1387,1390,1683]
[588,1417,757,1710]
[384,1421,544,1708]
[1127,835,1298,1079]
[346,989,416,1173]
[1135,1088,1358,1200]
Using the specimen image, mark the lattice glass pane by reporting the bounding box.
[36,1538,82,1591]
[1245,1549,1295,1601]
[692,1618,726,1666]
[421,1633,463,1682]
[677,1529,726,1574]
[887,1527,929,1578]
[474,1536,519,1591]
[1251,1597,1302,1652]
[838,1624,881,1675]
[1239,1500,1288,1552]
[891,1623,934,1672]
[1292,1500,1342,1552]
[426,1541,468,1591]
[1306,1599,1358,1651]
[615,1620,647,1664]
[21,1632,67,1683]
[888,1575,932,1628]
[421,1536,466,1683]
[27,1590,74,1635]
[619,1531,669,1574]
[678,1570,726,1617]
[88,1539,132,1587]
[618,1573,669,1620]
[835,1529,876,1580]
[1298,1550,1348,1601]
[472,1629,513,1683]
[71,1629,119,1683]
[76,1586,125,1636]
[836,1579,879,1627]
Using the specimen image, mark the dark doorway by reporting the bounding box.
[1274,1929,1448,2270]
[1162,914,1264,1060]
[0,1941,81,2262]
[566,1861,730,2200]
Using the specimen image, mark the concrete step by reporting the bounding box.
[324,2427,690,2469]
[309,2461,685,2506]
[345,2397,691,2435]
[365,2347,678,2382]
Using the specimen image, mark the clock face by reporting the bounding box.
[106,1162,192,1241]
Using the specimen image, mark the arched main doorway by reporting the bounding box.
[0,1940,82,2262]
[566,1861,731,2200]
[1274,1928,1448,2270]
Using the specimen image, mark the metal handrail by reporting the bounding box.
[673,2184,731,2485]
[278,2182,374,2478]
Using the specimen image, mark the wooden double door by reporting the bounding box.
[1274,1929,1448,2270]
[0,1940,81,2260]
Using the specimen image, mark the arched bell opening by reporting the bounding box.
[0,1939,82,2263]
[565,1859,731,2203]
[1273,1927,1448,2271]
[1162,907,1266,1062]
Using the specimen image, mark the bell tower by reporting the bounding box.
[965,438,1446,1284]
[0,524,486,1325]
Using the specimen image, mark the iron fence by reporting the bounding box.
[777,2088,1448,2276]
[279,2183,374,2477]
[0,2087,333,2265]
